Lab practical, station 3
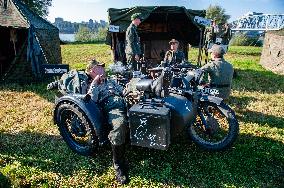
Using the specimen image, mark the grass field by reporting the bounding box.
[0,44,283,187]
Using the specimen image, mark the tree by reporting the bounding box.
[206,5,230,24]
[75,26,94,42]
[96,27,108,41]
[21,0,52,17]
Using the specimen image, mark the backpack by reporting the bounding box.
[58,70,89,94]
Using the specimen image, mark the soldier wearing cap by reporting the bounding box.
[87,60,129,185]
[48,59,129,184]
[47,58,105,94]
[201,44,234,99]
[163,39,185,66]
[125,13,143,71]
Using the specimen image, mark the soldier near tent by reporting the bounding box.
[125,13,143,71]
[203,19,221,62]
[163,39,185,66]
[220,23,232,51]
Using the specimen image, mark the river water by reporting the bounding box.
[59,33,75,42]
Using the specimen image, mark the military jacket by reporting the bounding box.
[125,23,141,55]
[164,50,185,65]
[221,27,232,45]
[201,58,234,99]
[204,26,214,42]
[88,79,124,104]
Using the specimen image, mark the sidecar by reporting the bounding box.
[53,94,107,156]
[53,91,197,155]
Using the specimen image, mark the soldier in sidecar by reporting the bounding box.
[48,59,130,185]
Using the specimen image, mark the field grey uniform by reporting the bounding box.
[88,79,127,146]
[125,23,142,70]
[88,78,129,184]
[204,26,214,49]
[221,25,232,47]
[201,58,234,99]
[164,50,185,65]
[47,70,91,95]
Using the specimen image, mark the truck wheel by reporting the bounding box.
[55,102,99,156]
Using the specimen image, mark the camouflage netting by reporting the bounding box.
[260,29,284,75]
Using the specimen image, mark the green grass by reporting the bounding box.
[0,44,283,187]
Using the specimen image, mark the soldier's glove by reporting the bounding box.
[47,81,59,90]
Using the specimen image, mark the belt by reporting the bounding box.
[210,83,230,88]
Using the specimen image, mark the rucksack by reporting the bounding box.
[58,70,89,94]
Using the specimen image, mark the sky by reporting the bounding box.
[47,0,284,23]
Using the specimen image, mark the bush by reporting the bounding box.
[230,32,262,46]
[75,26,94,42]
[74,26,108,42]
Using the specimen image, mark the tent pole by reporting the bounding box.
[111,32,116,62]
[197,28,203,67]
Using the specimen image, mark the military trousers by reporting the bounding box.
[126,54,140,71]
[101,96,127,146]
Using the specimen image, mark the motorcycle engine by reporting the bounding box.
[124,78,143,105]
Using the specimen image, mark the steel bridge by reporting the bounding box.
[231,13,284,31]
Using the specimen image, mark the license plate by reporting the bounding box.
[199,88,219,95]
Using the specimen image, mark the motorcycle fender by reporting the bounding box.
[199,95,223,105]
[54,94,106,141]
[163,94,196,138]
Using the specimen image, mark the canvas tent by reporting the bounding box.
[107,6,206,64]
[0,0,61,81]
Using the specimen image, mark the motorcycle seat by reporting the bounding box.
[136,79,154,92]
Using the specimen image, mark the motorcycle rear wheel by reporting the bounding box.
[55,102,99,156]
[188,101,239,151]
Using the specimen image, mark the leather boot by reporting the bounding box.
[112,144,129,184]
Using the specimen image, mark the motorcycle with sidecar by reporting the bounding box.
[53,63,239,156]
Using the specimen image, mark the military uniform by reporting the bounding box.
[88,79,127,146]
[201,58,234,99]
[47,70,91,95]
[125,23,141,70]
[164,50,185,65]
[88,78,129,184]
[204,26,214,48]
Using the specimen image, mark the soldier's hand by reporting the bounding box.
[135,54,139,61]
[93,74,104,85]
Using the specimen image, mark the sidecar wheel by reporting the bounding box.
[55,102,99,156]
[188,102,239,151]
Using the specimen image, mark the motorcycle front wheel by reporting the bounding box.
[55,102,99,156]
[188,101,239,151]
